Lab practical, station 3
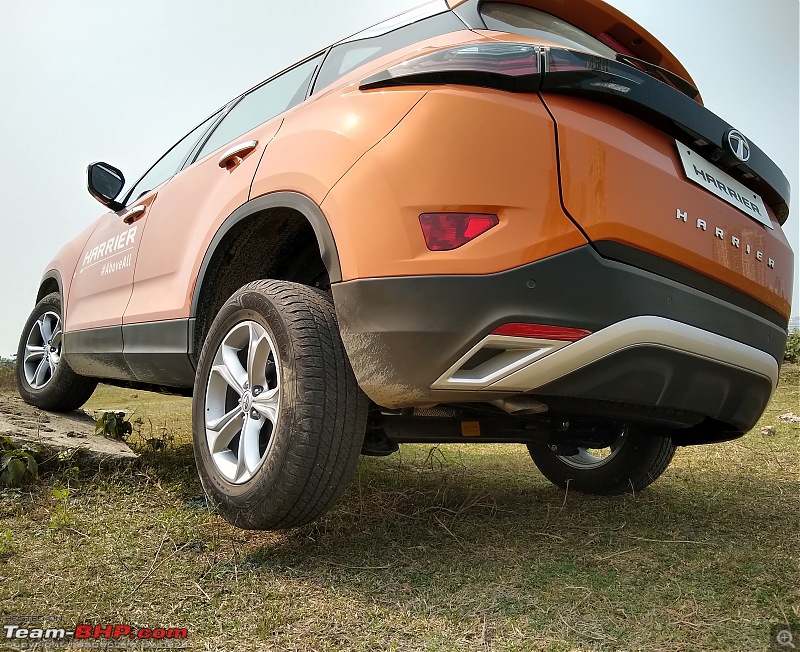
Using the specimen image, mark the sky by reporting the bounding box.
[0,0,797,357]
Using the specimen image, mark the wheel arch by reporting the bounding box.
[36,270,63,303]
[189,192,342,359]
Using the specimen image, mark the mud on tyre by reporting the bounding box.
[192,280,368,530]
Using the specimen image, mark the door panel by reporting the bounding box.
[123,120,278,324]
[66,194,156,331]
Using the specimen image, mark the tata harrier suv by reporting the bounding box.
[17,0,793,530]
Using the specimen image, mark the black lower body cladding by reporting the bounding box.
[332,245,785,433]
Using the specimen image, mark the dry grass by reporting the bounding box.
[0,367,15,392]
[0,368,798,651]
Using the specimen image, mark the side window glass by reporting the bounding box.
[313,11,463,93]
[194,54,323,161]
[125,111,221,205]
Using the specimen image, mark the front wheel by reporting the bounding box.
[192,280,368,530]
[16,292,97,412]
[528,428,676,495]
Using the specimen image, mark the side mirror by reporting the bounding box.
[87,162,126,211]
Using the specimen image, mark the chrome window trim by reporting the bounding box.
[188,52,325,166]
[341,1,449,42]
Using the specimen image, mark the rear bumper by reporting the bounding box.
[332,245,786,432]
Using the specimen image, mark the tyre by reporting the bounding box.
[192,280,368,530]
[528,428,676,495]
[16,293,98,412]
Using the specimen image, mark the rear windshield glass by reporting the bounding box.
[481,2,616,59]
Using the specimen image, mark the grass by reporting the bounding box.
[0,368,798,651]
[0,367,14,392]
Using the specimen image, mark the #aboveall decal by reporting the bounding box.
[79,225,138,276]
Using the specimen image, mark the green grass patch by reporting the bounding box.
[0,367,798,650]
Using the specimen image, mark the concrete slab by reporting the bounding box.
[0,393,137,463]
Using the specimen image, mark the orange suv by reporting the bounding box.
[17,0,794,530]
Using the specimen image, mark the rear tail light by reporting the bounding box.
[546,48,699,99]
[492,323,592,341]
[419,213,499,251]
[360,42,697,101]
[360,43,540,92]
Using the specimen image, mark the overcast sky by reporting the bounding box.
[0,0,797,357]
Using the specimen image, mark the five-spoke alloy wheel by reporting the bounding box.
[204,321,281,484]
[16,292,97,411]
[23,310,63,390]
[192,280,368,530]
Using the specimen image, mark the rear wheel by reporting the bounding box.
[528,428,676,495]
[16,293,97,412]
[192,280,368,530]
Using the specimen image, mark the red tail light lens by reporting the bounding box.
[546,48,699,100]
[492,323,592,341]
[419,213,499,251]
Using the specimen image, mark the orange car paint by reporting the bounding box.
[67,193,157,331]
[541,94,793,319]
[250,88,429,206]
[40,3,787,340]
[40,220,98,330]
[322,86,588,280]
[120,122,273,324]
[125,87,429,323]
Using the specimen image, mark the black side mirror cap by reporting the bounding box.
[87,162,126,211]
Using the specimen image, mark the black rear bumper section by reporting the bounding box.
[535,346,773,434]
[333,245,786,434]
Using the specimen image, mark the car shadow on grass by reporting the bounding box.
[58,439,796,649]
[147,441,797,569]
[195,446,795,649]
[232,448,793,595]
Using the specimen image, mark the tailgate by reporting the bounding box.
[537,53,793,322]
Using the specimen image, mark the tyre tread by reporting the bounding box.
[528,429,677,495]
[193,280,367,530]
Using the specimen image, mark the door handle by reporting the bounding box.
[121,205,146,224]
[218,140,258,170]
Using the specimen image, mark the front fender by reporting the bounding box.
[39,219,101,329]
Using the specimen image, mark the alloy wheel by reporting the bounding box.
[204,321,281,484]
[556,430,626,470]
[23,311,63,390]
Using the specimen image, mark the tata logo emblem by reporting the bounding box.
[726,129,751,162]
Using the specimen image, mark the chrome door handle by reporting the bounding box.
[218,140,258,169]
[121,205,146,224]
